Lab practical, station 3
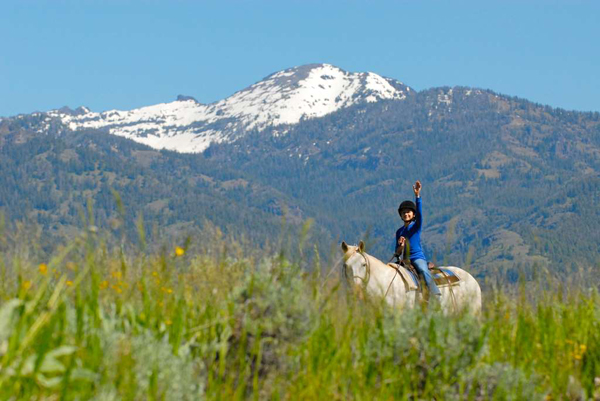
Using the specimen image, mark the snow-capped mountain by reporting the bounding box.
[48,64,412,153]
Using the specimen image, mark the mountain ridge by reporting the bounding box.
[35,64,411,153]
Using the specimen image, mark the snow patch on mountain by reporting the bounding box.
[49,64,411,153]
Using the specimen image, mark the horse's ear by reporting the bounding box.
[358,240,365,252]
[341,241,349,252]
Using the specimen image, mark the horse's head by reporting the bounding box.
[341,240,370,285]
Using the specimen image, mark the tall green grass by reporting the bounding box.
[0,221,599,400]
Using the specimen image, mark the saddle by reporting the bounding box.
[388,261,460,292]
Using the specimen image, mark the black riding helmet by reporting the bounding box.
[397,200,416,216]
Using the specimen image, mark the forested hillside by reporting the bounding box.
[205,87,600,277]
[0,117,324,255]
[2,86,600,279]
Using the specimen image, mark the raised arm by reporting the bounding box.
[413,181,423,230]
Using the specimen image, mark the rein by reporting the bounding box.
[355,249,371,284]
[345,249,399,298]
[384,264,400,297]
[383,244,407,297]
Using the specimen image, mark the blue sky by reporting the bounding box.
[1,0,598,117]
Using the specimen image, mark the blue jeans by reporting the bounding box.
[412,259,441,297]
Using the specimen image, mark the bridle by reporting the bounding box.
[343,248,371,285]
[343,246,403,298]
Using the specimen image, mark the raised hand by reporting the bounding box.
[413,180,422,197]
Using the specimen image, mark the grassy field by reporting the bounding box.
[0,221,599,400]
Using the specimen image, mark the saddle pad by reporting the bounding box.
[388,263,419,291]
[388,264,461,291]
[432,268,461,287]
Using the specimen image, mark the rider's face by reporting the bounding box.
[401,209,414,222]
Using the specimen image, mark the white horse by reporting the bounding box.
[341,241,482,314]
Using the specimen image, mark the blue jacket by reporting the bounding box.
[394,196,427,262]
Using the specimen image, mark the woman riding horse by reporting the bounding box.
[395,180,441,302]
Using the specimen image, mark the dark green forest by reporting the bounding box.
[2,86,600,281]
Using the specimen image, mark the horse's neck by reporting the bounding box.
[364,254,392,275]
[364,253,407,296]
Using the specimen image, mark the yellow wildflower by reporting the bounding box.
[22,281,33,290]
[39,263,48,275]
[573,343,587,360]
[175,246,185,257]
[66,281,73,287]
[99,280,109,290]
